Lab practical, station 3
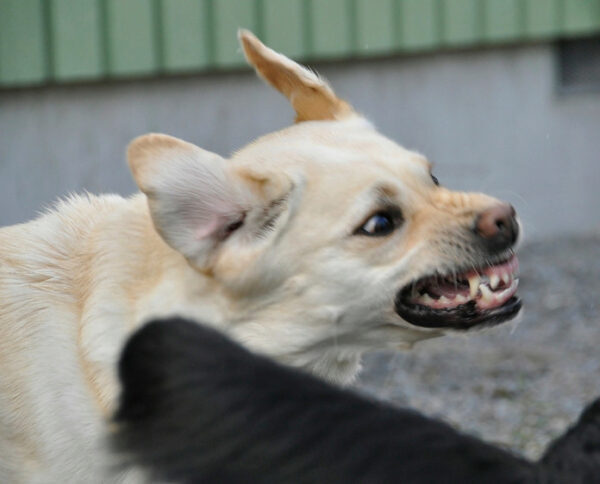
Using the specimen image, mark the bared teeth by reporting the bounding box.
[410,255,519,310]
[476,278,519,310]
[480,284,494,302]
[489,274,500,290]
[468,275,480,298]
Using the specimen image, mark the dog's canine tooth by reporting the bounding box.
[480,284,494,302]
[501,272,511,285]
[419,293,435,305]
[468,275,480,298]
[489,274,500,290]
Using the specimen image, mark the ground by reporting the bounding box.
[355,233,600,459]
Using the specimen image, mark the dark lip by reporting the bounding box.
[394,295,522,331]
[393,251,521,330]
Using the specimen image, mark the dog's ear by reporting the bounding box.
[239,29,355,123]
[128,134,249,268]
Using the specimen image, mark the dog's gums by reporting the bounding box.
[395,254,521,329]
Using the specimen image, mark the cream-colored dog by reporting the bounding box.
[0,31,521,482]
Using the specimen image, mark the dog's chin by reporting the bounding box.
[394,254,522,331]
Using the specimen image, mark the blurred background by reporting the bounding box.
[1,0,599,459]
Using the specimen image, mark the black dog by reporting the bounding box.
[114,318,600,483]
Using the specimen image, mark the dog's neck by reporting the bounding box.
[81,195,362,395]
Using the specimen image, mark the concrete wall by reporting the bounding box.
[1,43,599,239]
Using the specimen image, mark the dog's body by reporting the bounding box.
[0,194,166,481]
[115,318,600,484]
[1,31,522,482]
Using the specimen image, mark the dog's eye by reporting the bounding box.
[431,174,439,186]
[356,212,396,237]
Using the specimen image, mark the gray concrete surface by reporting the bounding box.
[356,233,600,460]
[1,42,599,238]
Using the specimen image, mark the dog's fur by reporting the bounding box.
[115,318,600,484]
[1,31,519,481]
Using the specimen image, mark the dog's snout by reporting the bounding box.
[473,203,518,252]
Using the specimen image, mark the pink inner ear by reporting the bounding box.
[195,215,224,240]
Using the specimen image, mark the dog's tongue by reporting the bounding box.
[426,282,470,299]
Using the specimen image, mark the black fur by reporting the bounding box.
[537,398,600,483]
[114,318,600,483]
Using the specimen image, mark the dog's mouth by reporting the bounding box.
[395,254,521,330]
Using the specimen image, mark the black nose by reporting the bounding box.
[473,203,519,252]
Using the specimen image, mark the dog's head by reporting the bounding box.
[127,31,521,382]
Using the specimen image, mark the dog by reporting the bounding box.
[115,318,600,484]
[0,30,521,482]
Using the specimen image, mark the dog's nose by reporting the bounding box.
[474,203,518,252]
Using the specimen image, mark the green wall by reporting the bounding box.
[1,0,599,87]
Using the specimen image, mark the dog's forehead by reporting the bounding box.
[234,117,430,181]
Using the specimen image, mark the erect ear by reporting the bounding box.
[128,133,249,268]
[239,29,355,123]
